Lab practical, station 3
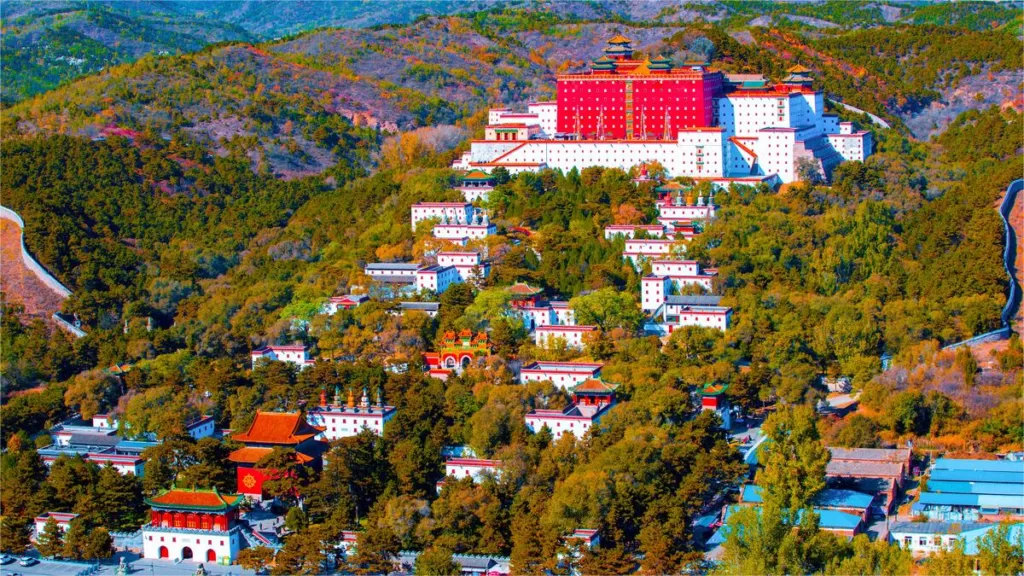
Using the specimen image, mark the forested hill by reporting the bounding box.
[5,8,1022,180]
[4,0,1021,128]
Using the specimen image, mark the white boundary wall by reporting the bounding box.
[1,205,86,338]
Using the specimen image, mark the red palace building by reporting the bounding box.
[556,35,723,140]
[227,411,327,500]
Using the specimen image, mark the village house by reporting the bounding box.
[889,521,1024,559]
[322,294,369,314]
[250,344,316,370]
[826,447,912,515]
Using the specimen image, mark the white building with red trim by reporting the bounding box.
[489,102,558,137]
[415,265,462,294]
[432,220,497,241]
[185,415,216,440]
[437,252,490,282]
[535,325,598,350]
[455,44,869,184]
[250,344,315,370]
[506,282,575,331]
[623,238,679,263]
[437,458,503,492]
[323,294,368,314]
[645,295,732,334]
[520,361,603,389]
[306,387,396,440]
[39,450,146,476]
[525,379,617,439]
[567,528,601,550]
[411,202,474,230]
[604,224,666,240]
[657,194,716,223]
[34,512,78,541]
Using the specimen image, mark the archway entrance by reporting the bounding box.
[182,547,193,560]
[158,546,169,559]
[206,549,216,562]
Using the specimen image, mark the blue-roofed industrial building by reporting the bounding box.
[709,504,864,544]
[915,458,1024,522]
[739,484,872,536]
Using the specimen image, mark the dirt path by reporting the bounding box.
[0,218,66,323]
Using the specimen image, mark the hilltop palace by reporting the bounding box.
[454,35,871,184]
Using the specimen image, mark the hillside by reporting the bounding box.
[4,0,1020,111]
[0,219,66,324]
[1,5,1022,572]
[4,19,737,176]
[0,3,253,105]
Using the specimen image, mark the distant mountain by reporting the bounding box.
[4,3,1020,170]
[0,2,253,104]
[4,0,1019,105]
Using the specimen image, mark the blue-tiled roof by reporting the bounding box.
[709,504,862,545]
[934,458,1024,474]
[741,484,762,503]
[816,489,874,510]
[928,480,1024,496]
[741,485,873,511]
[930,469,1024,484]
[815,509,863,530]
[961,523,1024,555]
[919,492,1024,509]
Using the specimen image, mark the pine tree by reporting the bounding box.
[510,513,545,576]
[36,518,65,558]
[414,546,459,576]
[348,521,400,575]
[95,465,144,531]
[237,546,276,572]
[83,528,114,560]
[0,515,32,554]
[62,520,88,560]
[755,404,830,523]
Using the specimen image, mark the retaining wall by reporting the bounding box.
[1,205,86,338]
[0,205,73,298]
[942,178,1023,350]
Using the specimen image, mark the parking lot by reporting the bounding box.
[0,553,256,576]
[0,558,93,576]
